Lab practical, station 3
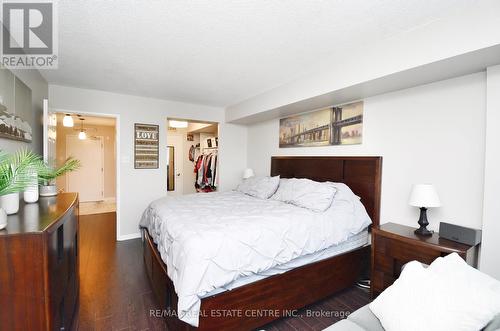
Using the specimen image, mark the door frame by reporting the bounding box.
[166,117,219,195]
[52,108,121,241]
[166,132,185,196]
[65,134,105,201]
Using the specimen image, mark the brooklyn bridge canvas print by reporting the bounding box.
[279,101,363,147]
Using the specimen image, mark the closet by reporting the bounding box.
[167,120,219,195]
[193,135,218,192]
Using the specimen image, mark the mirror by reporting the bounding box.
[167,146,175,191]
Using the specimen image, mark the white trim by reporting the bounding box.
[42,99,49,163]
[117,232,141,241]
[50,108,121,241]
[116,115,121,242]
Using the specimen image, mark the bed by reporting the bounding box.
[141,156,382,331]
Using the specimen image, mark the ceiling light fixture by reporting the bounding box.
[78,117,87,140]
[169,120,188,128]
[63,114,74,127]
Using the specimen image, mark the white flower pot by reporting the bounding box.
[0,208,7,230]
[23,167,39,203]
[39,185,58,197]
[0,192,20,215]
[24,185,39,203]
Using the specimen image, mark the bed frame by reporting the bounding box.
[142,156,382,330]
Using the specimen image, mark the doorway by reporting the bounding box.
[66,134,104,201]
[55,113,117,215]
[166,119,219,195]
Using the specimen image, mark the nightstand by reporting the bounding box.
[371,222,479,298]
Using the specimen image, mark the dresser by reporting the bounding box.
[371,222,479,298]
[0,193,79,331]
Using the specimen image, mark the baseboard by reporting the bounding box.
[103,197,116,203]
[80,197,116,204]
[117,232,141,241]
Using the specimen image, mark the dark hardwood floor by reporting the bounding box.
[75,212,165,331]
[75,212,370,331]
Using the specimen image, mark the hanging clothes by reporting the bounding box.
[194,151,218,192]
[188,145,196,162]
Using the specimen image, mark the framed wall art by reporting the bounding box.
[0,68,33,143]
[134,123,159,169]
[279,101,363,148]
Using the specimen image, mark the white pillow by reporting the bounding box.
[271,178,337,212]
[236,176,280,199]
[369,253,500,331]
[328,182,372,233]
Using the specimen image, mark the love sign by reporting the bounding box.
[134,123,159,169]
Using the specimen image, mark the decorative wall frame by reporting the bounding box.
[279,101,363,148]
[0,68,33,143]
[134,123,159,169]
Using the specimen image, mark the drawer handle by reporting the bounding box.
[57,225,64,262]
[59,297,65,330]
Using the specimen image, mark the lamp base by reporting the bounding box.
[414,227,433,236]
[414,207,433,237]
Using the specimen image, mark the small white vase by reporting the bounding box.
[0,208,7,230]
[0,192,20,215]
[23,167,39,203]
[24,186,39,203]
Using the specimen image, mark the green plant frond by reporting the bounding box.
[0,150,9,164]
[38,157,81,184]
[0,150,81,193]
[0,148,43,196]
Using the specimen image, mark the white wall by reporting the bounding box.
[480,65,500,279]
[247,73,486,231]
[218,122,247,192]
[49,85,247,239]
[1,69,48,154]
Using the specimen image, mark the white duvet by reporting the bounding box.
[140,186,371,327]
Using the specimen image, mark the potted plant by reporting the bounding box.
[0,149,42,225]
[38,157,81,197]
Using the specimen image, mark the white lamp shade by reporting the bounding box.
[63,114,74,127]
[78,130,87,140]
[409,184,441,208]
[242,168,255,179]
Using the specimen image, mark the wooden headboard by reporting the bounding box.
[270,156,382,227]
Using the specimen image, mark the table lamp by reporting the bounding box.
[409,184,441,236]
[242,168,255,179]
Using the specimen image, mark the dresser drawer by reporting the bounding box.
[371,223,478,299]
[0,193,79,331]
[47,205,78,331]
[374,235,441,274]
[373,234,441,296]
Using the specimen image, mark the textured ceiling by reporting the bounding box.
[42,0,474,107]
